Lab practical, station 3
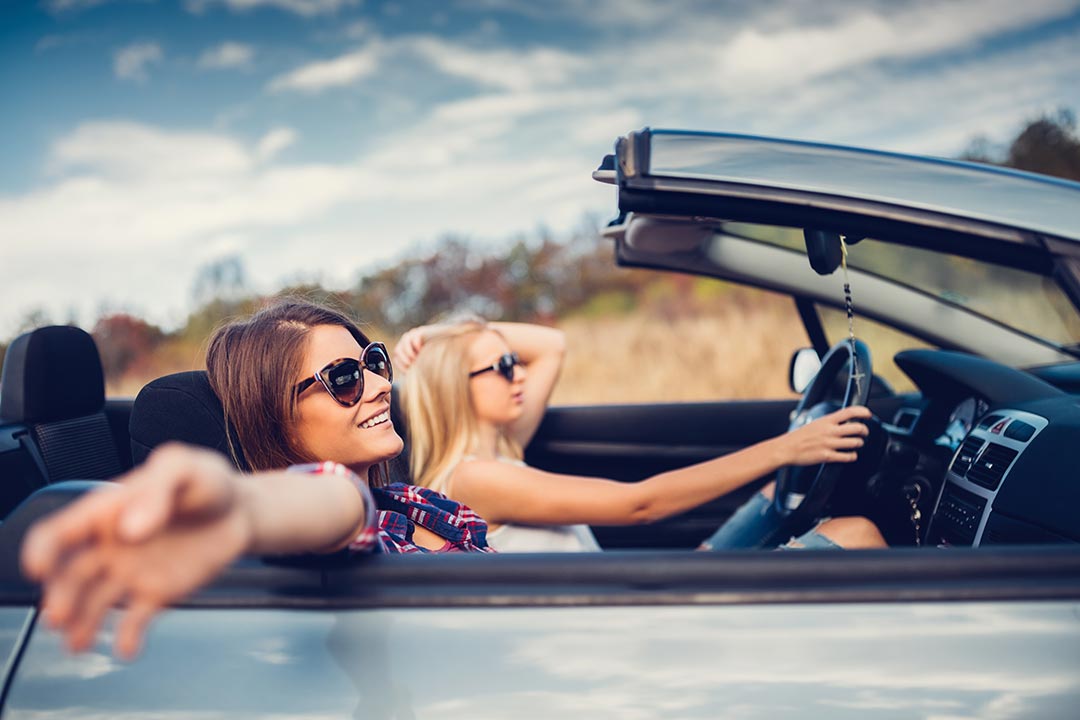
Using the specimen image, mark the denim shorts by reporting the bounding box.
[698,491,842,551]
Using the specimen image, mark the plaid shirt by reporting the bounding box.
[298,462,493,554]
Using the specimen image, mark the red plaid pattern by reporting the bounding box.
[297,462,492,554]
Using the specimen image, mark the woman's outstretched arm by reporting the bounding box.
[452,405,872,527]
[20,443,371,659]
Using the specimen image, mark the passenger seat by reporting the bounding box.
[0,326,124,482]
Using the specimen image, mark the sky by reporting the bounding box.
[1,0,1079,340]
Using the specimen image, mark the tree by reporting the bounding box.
[1006,108,1080,181]
[92,314,165,383]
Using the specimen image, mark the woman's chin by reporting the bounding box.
[338,428,405,470]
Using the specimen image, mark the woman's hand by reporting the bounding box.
[778,405,872,466]
[392,325,432,371]
[20,444,253,660]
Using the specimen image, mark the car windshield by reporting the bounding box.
[722,222,1080,351]
[646,131,1080,244]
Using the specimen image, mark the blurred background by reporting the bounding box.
[2,0,1079,402]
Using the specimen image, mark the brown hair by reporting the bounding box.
[205,298,390,484]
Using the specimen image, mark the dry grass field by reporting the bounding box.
[550,286,932,406]
[551,288,808,404]
[105,283,933,402]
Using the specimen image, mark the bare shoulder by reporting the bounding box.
[452,457,540,491]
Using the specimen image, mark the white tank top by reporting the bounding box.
[487,520,601,553]
[457,456,602,553]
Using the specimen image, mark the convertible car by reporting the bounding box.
[0,130,1077,718]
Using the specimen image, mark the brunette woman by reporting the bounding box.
[22,300,490,659]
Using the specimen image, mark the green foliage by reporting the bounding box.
[574,290,637,318]
[964,107,1080,182]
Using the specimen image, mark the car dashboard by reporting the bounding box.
[886,349,1080,548]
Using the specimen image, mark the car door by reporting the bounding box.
[1,546,1078,718]
[526,397,797,548]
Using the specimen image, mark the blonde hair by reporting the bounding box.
[404,318,522,493]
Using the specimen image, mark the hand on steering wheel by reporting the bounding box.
[773,339,873,521]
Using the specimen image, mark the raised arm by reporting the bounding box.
[488,321,565,448]
[394,320,565,448]
[20,443,371,659]
[452,406,871,527]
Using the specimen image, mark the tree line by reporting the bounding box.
[2,109,1078,387]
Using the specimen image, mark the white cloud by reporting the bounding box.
[185,0,359,17]
[267,46,381,92]
[48,122,253,180]
[30,647,119,680]
[113,41,163,82]
[715,0,1080,91]
[404,36,584,91]
[197,41,255,70]
[4,0,1080,337]
[256,127,298,161]
[267,33,583,96]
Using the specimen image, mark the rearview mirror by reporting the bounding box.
[803,229,842,275]
[789,347,821,393]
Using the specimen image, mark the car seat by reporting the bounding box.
[0,326,124,483]
[129,371,248,470]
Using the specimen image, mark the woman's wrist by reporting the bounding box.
[229,478,259,556]
[768,434,794,468]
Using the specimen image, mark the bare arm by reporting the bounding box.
[20,444,371,658]
[393,320,565,448]
[488,321,565,448]
[452,406,872,526]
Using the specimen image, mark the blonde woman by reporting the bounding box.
[395,318,886,553]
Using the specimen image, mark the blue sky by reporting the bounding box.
[2,0,1079,338]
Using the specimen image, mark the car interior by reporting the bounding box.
[1,271,1077,562]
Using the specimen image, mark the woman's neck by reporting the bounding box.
[346,463,373,485]
[472,422,502,460]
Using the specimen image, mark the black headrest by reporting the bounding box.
[129,371,249,471]
[0,326,106,424]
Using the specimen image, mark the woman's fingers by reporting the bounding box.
[114,599,161,661]
[117,466,185,543]
[834,421,869,437]
[834,405,872,421]
[41,548,106,629]
[65,579,126,654]
[833,436,866,450]
[22,486,124,581]
[118,445,235,542]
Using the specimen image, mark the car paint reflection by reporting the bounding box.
[4,602,1080,719]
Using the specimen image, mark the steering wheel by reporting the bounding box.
[772,338,872,521]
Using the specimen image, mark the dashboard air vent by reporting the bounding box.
[966,443,1019,490]
[951,436,983,477]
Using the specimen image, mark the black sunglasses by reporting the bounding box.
[469,352,521,382]
[294,342,393,407]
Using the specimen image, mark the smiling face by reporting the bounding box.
[292,325,404,477]
[467,330,526,427]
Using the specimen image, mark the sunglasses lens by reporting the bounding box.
[326,359,363,404]
[364,343,393,383]
[498,353,517,381]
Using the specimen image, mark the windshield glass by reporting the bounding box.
[646,131,1080,244]
[723,222,1080,350]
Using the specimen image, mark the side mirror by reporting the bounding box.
[789,347,821,393]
